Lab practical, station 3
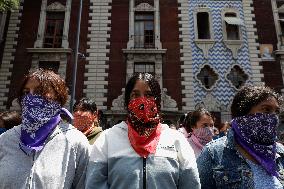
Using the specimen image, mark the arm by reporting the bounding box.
[85,131,109,189]
[176,133,201,189]
[196,146,216,189]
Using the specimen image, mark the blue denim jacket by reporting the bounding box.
[197,129,284,189]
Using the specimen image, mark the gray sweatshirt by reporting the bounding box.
[0,122,90,189]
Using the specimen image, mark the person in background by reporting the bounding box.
[0,69,89,188]
[0,111,21,135]
[73,97,102,145]
[213,121,230,140]
[179,108,215,158]
[86,73,201,189]
[197,85,284,189]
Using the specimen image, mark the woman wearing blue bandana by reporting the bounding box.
[197,85,284,189]
[0,69,90,189]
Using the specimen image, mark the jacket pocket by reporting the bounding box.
[212,168,242,189]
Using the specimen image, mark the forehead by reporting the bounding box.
[255,97,279,108]
[132,80,151,91]
[198,114,213,122]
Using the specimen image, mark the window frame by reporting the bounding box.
[134,62,155,76]
[43,11,65,48]
[222,9,243,41]
[194,7,214,41]
[134,12,155,49]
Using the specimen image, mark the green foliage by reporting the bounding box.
[0,0,20,12]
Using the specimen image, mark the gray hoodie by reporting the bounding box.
[0,122,90,189]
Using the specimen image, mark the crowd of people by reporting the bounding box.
[0,69,284,189]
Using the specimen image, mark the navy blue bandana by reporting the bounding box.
[232,113,279,177]
[20,94,62,154]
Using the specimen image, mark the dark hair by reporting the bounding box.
[124,73,161,110]
[73,97,97,114]
[18,69,68,106]
[183,108,213,133]
[0,111,21,130]
[231,85,283,118]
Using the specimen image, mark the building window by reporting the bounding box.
[43,12,65,48]
[134,63,155,75]
[134,13,154,48]
[197,12,211,39]
[196,65,218,90]
[224,12,241,40]
[39,61,60,73]
[226,65,248,89]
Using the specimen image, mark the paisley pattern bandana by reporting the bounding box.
[232,113,279,177]
[73,111,97,135]
[127,97,160,136]
[20,93,63,154]
[192,126,214,146]
[127,97,161,157]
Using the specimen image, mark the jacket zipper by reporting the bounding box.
[143,157,146,189]
[28,152,36,189]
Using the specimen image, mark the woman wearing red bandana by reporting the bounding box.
[86,73,201,189]
[73,97,103,145]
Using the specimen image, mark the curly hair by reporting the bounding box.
[231,85,283,118]
[183,108,213,133]
[124,73,161,111]
[18,69,68,106]
[0,111,21,130]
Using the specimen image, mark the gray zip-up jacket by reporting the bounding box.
[0,122,90,189]
[86,121,201,189]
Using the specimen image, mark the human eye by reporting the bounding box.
[130,91,140,99]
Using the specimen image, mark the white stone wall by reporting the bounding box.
[178,0,195,111]
[0,5,23,110]
[243,0,263,84]
[85,0,112,109]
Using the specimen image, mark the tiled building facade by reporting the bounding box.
[0,0,282,126]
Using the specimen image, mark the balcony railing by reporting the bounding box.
[134,34,155,49]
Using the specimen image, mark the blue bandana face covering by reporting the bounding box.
[232,113,279,177]
[20,93,63,155]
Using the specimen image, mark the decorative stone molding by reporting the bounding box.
[195,93,224,112]
[194,40,215,59]
[135,3,154,12]
[46,2,65,11]
[161,88,177,111]
[223,40,243,59]
[111,90,125,111]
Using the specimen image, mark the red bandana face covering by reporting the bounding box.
[127,97,162,157]
[73,111,97,136]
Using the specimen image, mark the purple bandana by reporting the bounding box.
[232,113,279,177]
[20,94,64,155]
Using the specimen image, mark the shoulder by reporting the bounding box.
[0,126,21,151]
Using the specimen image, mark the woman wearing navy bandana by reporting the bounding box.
[197,85,284,189]
[0,69,90,189]
[86,73,201,189]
